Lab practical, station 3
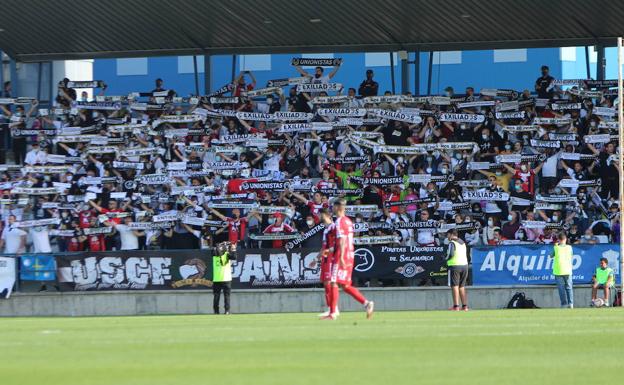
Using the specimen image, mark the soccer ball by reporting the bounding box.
[592,298,605,308]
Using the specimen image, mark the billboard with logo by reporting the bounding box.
[56,250,213,291]
[471,244,620,286]
[51,247,448,291]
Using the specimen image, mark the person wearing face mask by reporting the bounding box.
[503,161,543,196]
[514,229,529,243]
[510,179,533,212]
[295,214,320,247]
[501,211,521,240]
[263,213,295,248]
[475,128,500,162]
[482,216,500,245]
[24,142,47,165]
[476,167,512,193]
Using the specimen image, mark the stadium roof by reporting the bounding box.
[1,0,624,62]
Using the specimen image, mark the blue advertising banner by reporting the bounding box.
[472,244,620,286]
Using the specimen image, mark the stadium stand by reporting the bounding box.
[0,61,620,256]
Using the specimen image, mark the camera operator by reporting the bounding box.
[212,242,237,314]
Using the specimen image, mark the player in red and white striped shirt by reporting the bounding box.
[322,199,374,320]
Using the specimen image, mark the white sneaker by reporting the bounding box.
[365,301,375,319]
[318,308,331,317]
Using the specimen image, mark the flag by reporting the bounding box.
[20,255,57,281]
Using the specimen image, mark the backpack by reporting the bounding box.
[507,292,540,309]
[613,290,622,307]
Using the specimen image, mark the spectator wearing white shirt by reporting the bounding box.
[294,64,340,85]
[0,215,27,254]
[24,142,47,165]
[108,216,144,250]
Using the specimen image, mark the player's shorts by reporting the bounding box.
[595,283,612,289]
[448,265,468,287]
[320,257,332,282]
[331,263,353,286]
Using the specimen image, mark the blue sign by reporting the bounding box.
[472,244,620,286]
[20,255,57,281]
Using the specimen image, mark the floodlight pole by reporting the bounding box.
[618,36,624,305]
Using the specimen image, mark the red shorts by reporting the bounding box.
[331,263,353,286]
[320,257,332,282]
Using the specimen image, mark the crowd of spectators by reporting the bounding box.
[0,61,620,254]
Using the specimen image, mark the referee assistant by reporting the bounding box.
[446,229,469,311]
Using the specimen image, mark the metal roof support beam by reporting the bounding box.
[193,55,199,96]
[585,46,591,79]
[400,55,408,94]
[597,45,606,80]
[413,50,420,96]
[389,52,396,94]
[204,53,211,94]
[427,52,433,95]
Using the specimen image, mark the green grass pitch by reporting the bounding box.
[1,309,622,385]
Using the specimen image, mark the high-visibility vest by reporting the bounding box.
[553,244,573,276]
[212,252,232,282]
[595,267,614,286]
[447,240,468,267]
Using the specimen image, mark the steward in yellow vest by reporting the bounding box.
[551,232,574,308]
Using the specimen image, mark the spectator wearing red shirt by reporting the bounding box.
[209,207,261,246]
[502,162,544,196]
[288,191,329,218]
[263,213,294,248]
[232,71,256,97]
[88,200,128,225]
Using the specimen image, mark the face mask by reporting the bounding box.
[433,151,440,158]
[92,112,98,118]
[508,215,513,221]
[460,124,467,130]
[441,168,448,175]
[215,156,221,162]
[67,175,73,181]
[426,157,432,163]
[552,215,558,222]
[268,218,275,224]
[521,165,528,172]
[505,144,511,150]
[44,176,51,182]
[266,98,273,104]
[397,156,404,164]
[515,185,522,191]
[495,171,502,176]
[488,219,493,226]
[306,220,314,226]
[455,153,462,160]
[518,233,526,240]
[590,121,596,127]
[482,134,488,140]
[445,92,451,97]
[61,212,68,218]
[426,167,432,174]
[154,139,161,145]
[356,218,363,223]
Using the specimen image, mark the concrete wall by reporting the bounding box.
[0,286,595,317]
